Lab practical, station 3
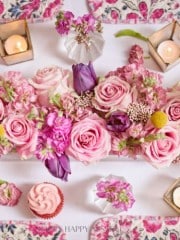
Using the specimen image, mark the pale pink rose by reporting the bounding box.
[3,115,38,158]
[29,66,73,106]
[92,76,137,112]
[0,182,21,206]
[165,90,180,123]
[141,123,180,168]
[0,99,5,120]
[67,114,111,164]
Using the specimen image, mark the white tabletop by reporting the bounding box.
[0,1,180,240]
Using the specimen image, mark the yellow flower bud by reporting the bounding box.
[0,124,5,137]
[150,111,168,129]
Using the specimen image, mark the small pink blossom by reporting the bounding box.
[0,182,21,206]
[96,176,135,211]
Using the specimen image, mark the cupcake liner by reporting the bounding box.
[28,182,64,219]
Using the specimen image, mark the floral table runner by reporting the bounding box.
[87,0,180,23]
[90,215,180,239]
[0,0,64,23]
[0,220,66,239]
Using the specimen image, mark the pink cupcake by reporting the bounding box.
[27,182,64,219]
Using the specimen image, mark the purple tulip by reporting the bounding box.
[107,111,131,132]
[72,62,97,95]
[45,154,71,181]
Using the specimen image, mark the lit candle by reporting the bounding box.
[157,40,180,64]
[4,34,28,55]
[173,187,180,208]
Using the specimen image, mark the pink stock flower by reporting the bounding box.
[0,182,21,206]
[96,176,135,211]
[67,114,111,164]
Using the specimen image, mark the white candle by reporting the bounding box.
[4,34,28,55]
[157,40,180,64]
[173,187,180,208]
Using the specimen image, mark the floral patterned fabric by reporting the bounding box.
[0,0,64,23]
[0,221,66,240]
[90,215,180,240]
[87,0,180,23]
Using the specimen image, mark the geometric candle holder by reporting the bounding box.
[163,178,180,214]
[0,20,33,65]
[148,21,180,72]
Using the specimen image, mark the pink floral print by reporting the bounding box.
[88,0,180,23]
[0,0,63,23]
[90,216,180,240]
[0,221,66,240]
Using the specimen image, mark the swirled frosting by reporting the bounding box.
[28,183,62,215]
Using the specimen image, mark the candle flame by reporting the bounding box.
[16,41,24,52]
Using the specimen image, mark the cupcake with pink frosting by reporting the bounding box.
[27,182,64,219]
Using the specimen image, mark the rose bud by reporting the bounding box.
[72,62,97,95]
[45,154,71,181]
[107,111,131,132]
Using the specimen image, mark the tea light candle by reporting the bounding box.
[4,34,28,55]
[157,40,180,64]
[173,187,180,208]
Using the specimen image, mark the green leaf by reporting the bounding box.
[115,29,148,41]
[0,180,7,185]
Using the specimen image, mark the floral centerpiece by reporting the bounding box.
[55,11,104,63]
[0,45,179,181]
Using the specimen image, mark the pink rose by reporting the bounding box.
[92,76,137,112]
[0,99,5,120]
[3,115,38,158]
[29,66,73,106]
[67,114,111,164]
[0,182,21,206]
[142,124,180,168]
[165,91,180,123]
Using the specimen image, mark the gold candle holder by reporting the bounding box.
[148,21,180,72]
[163,178,180,214]
[0,20,33,65]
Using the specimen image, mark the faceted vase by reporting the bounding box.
[64,31,104,63]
